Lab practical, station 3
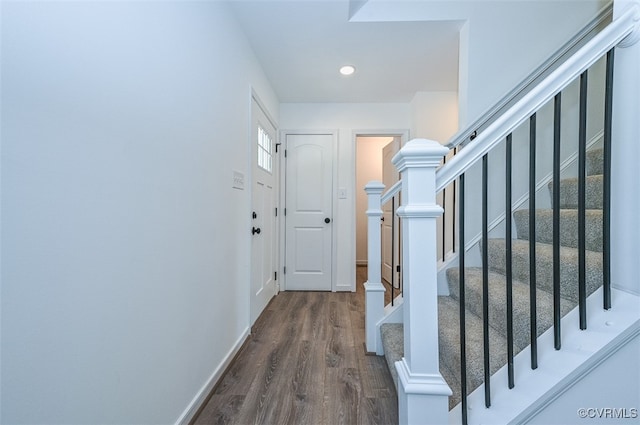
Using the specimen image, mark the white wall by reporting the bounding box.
[410,91,459,144]
[350,0,606,128]
[1,2,278,424]
[410,91,459,261]
[280,96,461,290]
[280,103,411,291]
[459,0,607,128]
[355,136,394,264]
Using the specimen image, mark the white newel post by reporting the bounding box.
[364,181,386,354]
[611,0,640,295]
[392,139,451,425]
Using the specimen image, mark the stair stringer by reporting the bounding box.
[375,297,404,355]
[448,286,640,424]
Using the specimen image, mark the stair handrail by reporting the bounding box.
[380,180,401,206]
[436,1,640,193]
[444,2,613,150]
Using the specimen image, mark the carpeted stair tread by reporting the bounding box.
[438,296,509,405]
[487,238,603,303]
[513,209,603,252]
[548,174,603,209]
[586,148,604,175]
[381,297,510,409]
[446,267,575,351]
[380,323,403,389]
[380,322,462,409]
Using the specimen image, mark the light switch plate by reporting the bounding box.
[233,171,245,190]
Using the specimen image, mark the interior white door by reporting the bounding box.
[250,98,278,325]
[285,134,333,291]
[382,138,401,287]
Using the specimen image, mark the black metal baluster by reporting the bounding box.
[529,113,538,369]
[578,71,588,330]
[482,154,491,407]
[459,173,468,425]
[603,48,614,310]
[553,93,562,350]
[391,197,396,306]
[505,134,515,389]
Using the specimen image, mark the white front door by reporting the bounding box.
[250,98,278,325]
[382,138,401,287]
[284,133,333,291]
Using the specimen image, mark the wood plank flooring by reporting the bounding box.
[192,267,398,425]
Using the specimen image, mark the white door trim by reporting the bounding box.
[280,129,338,292]
[352,129,410,288]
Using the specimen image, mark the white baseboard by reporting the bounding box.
[175,327,251,425]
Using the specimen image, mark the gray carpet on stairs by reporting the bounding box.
[379,147,606,411]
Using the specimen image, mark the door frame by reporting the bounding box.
[352,129,410,287]
[279,130,338,292]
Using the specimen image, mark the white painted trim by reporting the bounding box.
[175,328,251,425]
[278,129,287,294]
[251,89,278,131]
[380,180,402,206]
[375,298,405,355]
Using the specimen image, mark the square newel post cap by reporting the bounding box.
[392,139,449,171]
[364,181,385,194]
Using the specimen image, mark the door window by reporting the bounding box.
[257,126,273,173]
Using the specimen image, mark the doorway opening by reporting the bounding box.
[354,132,407,299]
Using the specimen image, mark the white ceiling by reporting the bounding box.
[229,0,462,103]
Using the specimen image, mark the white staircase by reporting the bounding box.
[363,2,640,423]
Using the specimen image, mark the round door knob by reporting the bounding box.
[324,218,331,224]
[252,227,261,235]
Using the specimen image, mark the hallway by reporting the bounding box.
[193,268,398,424]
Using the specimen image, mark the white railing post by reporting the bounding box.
[611,0,640,295]
[364,181,386,354]
[392,139,451,425]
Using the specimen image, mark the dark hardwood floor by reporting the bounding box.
[192,266,398,425]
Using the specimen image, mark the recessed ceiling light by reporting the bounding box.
[339,65,356,76]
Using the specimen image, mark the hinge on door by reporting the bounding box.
[275,207,277,217]
[396,265,401,272]
[284,149,287,158]
[274,271,277,281]
[284,266,286,274]
[284,208,287,216]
